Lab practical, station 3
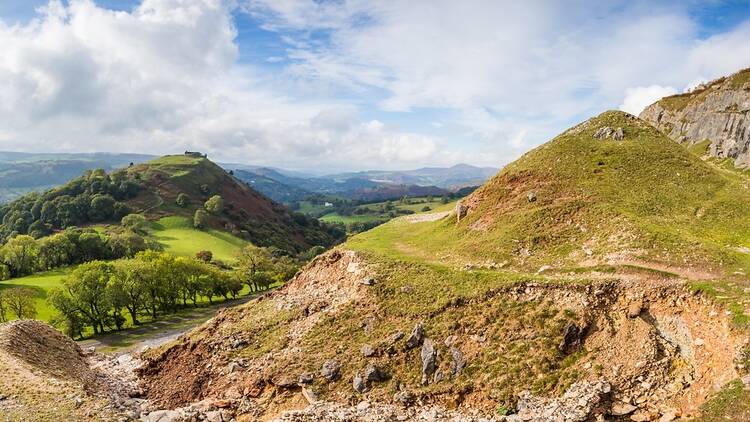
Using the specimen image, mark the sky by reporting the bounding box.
[0,1,749,172]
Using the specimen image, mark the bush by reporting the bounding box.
[176,193,189,207]
[194,209,209,229]
[204,195,224,215]
[196,250,213,262]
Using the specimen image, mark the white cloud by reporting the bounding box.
[619,85,678,115]
[1,1,750,172]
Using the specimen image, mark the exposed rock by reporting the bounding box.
[456,202,468,223]
[526,191,537,203]
[516,379,611,422]
[611,402,637,416]
[406,323,425,349]
[421,339,437,385]
[361,344,376,357]
[302,387,319,404]
[144,410,183,422]
[640,68,750,166]
[298,373,314,384]
[449,347,465,378]
[559,322,586,354]
[359,278,375,286]
[352,372,367,393]
[393,390,416,406]
[389,330,405,345]
[364,364,387,383]
[320,360,341,381]
[593,126,614,139]
[613,127,625,141]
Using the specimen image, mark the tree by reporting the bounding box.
[193,209,208,229]
[204,195,224,215]
[2,287,37,319]
[59,261,115,334]
[121,213,147,233]
[236,245,275,293]
[38,234,75,270]
[88,194,116,222]
[0,291,6,322]
[175,193,189,207]
[48,288,85,339]
[0,235,40,277]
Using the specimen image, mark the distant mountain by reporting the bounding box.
[327,163,498,189]
[232,164,493,204]
[0,152,154,203]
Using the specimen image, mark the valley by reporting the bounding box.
[1,4,750,418]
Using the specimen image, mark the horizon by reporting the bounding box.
[0,1,748,172]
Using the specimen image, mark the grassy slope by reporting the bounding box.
[320,197,455,225]
[0,268,69,322]
[356,111,750,274]
[150,216,247,262]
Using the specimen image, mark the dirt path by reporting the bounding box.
[399,211,450,223]
[78,294,259,353]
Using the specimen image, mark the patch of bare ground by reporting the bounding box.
[0,320,144,421]
[137,250,749,422]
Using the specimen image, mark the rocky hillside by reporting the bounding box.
[640,68,750,165]
[0,320,142,421]
[135,112,750,421]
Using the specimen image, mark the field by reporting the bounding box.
[0,216,249,336]
[319,196,455,226]
[149,216,248,262]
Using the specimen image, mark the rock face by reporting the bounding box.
[516,379,611,422]
[640,68,750,166]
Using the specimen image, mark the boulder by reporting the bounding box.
[393,390,415,406]
[527,192,537,203]
[353,372,367,393]
[405,323,425,349]
[449,347,465,378]
[320,360,341,381]
[364,364,387,382]
[613,127,625,140]
[361,344,376,357]
[421,339,437,385]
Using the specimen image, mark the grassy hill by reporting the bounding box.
[140,111,750,421]
[0,153,343,254]
[149,216,247,262]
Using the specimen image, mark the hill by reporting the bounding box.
[0,153,342,253]
[640,68,750,166]
[137,112,750,421]
[330,163,498,189]
[0,152,154,203]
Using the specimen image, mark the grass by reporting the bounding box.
[694,379,750,422]
[319,197,457,227]
[149,216,247,262]
[0,268,70,322]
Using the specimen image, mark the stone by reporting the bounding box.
[204,410,223,422]
[356,401,371,411]
[389,330,405,344]
[421,339,437,385]
[364,364,387,382]
[145,410,182,422]
[611,402,637,416]
[456,202,468,223]
[302,387,319,404]
[393,390,415,406]
[226,362,241,374]
[449,347,465,378]
[516,379,610,422]
[359,278,375,286]
[361,344,376,357]
[320,360,341,381]
[231,339,247,349]
[298,373,314,384]
[353,372,367,393]
[405,323,425,349]
[593,126,614,139]
[527,192,537,203]
[613,127,625,141]
[558,322,586,354]
[640,72,750,166]
[742,374,750,390]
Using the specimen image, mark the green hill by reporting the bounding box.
[0,153,344,253]
[361,110,750,274]
[140,112,750,421]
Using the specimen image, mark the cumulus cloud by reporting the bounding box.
[619,85,678,115]
[1,1,750,171]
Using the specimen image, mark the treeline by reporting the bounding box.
[0,227,157,279]
[49,246,299,339]
[0,168,142,241]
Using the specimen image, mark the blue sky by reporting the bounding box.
[0,0,749,172]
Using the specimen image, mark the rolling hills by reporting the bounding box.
[0,153,343,253]
[136,111,750,421]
